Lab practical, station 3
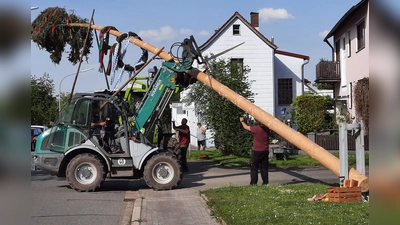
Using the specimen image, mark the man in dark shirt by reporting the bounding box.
[240,116,270,185]
[172,118,190,172]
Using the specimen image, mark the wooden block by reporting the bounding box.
[327,187,362,202]
[350,179,358,187]
[343,180,350,188]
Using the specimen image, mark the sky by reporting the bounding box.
[30,0,398,96]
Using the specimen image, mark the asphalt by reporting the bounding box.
[124,159,348,225]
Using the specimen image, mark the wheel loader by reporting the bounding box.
[33,36,200,192]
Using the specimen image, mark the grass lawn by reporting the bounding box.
[188,149,369,168]
[189,149,369,224]
[201,183,369,225]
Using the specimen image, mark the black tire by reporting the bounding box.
[143,152,182,191]
[66,153,106,192]
[167,137,181,160]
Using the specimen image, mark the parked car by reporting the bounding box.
[31,125,48,151]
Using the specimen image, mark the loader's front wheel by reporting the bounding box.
[166,137,181,160]
[143,152,182,191]
[66,153,106,192]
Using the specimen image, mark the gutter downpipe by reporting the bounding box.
[301,58,309,95]
[324,38,336,98]
[324,38,335,61]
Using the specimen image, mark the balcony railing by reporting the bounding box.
[315,61,341,83]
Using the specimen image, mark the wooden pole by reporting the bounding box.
[191,71,368,192]
[92,18,110,90]
[69,10,95,100]
[68,23,369,191]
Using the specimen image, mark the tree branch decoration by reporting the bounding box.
[353,77,369,135]
[31,7,93,65]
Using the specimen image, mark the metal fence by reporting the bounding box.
[274,134,369,151]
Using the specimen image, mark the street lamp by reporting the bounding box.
[59,67,94,112]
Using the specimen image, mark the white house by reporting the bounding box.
[171,11,309,148]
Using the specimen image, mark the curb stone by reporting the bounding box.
[131,197,142,225]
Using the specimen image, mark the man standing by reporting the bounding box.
[239,117,270,185]
[196,122,207,150]
[90,102,106,145]
[172,118,190,172]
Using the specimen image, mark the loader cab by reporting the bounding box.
[39,93,124,154]
[40,97,92,153]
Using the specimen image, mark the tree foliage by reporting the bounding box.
[161,91,181,132]
[291,94,334,134]
[31,73,58,125]
[353,77,369,135]
[313,82,333,90]
[184,58,254,156]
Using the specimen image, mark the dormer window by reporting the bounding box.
[233,24,240,35]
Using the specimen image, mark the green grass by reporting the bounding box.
[188,150,249,167]
[201,183,369,225]
[189,150,370,224]
[188,149,369,168]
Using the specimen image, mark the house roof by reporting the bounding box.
[275,49,309,60]
[323,0,368,41]
[199,11,278,51]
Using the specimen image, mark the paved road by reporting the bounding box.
[31,170,137,225]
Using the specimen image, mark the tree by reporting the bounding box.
[184,58,255,156]
[353,77,369,135]
[313,82,333,90]
[59,91,71,111]
[291,94,334,134]
[31,73,58,125]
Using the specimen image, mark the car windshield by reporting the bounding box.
[31,128,42,136]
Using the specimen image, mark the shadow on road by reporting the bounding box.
[31,160,345,192]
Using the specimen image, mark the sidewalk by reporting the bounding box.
[126,160,343,225]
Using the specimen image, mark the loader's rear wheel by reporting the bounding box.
[66,153,106,192]
[143,152,182,191]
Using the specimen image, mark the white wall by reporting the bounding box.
[274,54,306,118]
[201,18,275,116]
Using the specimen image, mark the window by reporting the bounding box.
[357,20,365,51]
[347,30,351,57]
[335,40,340,62]
[233,24,240,35]
[231,58,244,75]
[278,78,293,105]
[342,37,346,52]
[349,82,352,109]
[177,106,186,114]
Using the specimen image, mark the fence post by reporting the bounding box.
[355,123,366,175]
[339,123,349,181]
[307,132,316,142]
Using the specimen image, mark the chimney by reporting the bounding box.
[250,12,259,30]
